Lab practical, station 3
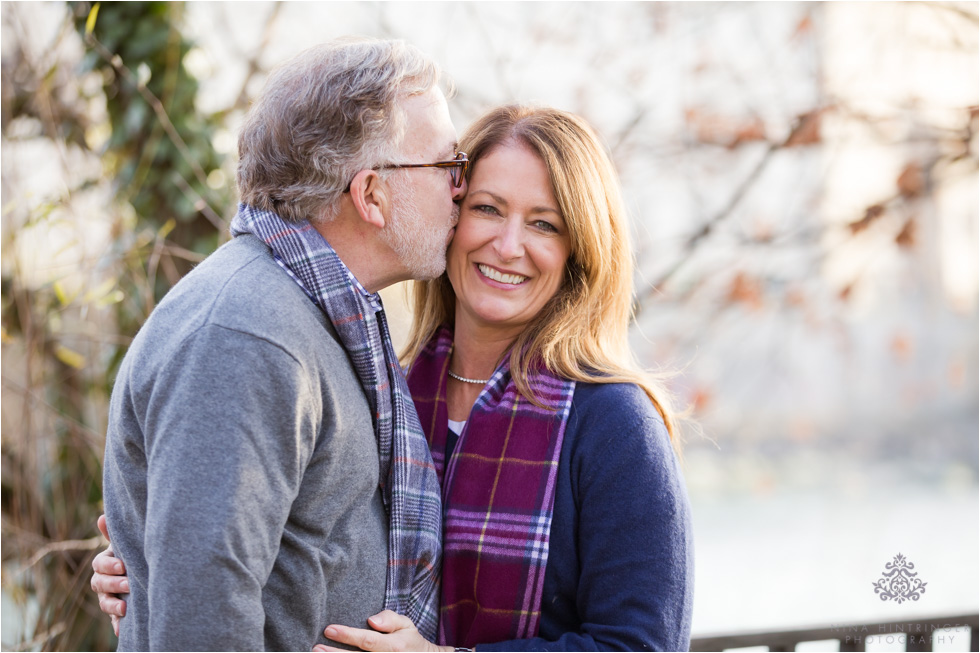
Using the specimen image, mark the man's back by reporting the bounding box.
[103,234,388,650]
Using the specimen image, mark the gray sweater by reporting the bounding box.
[103,234,388,651]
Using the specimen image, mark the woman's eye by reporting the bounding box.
[532,219,559,233]
[473,204,499,216]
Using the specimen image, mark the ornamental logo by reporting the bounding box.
[872,553,927,603]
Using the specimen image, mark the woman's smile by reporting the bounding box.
[476,263,528,286]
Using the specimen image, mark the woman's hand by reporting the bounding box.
[312,611,452,652]
[90,514,130,636]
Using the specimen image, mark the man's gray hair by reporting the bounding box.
[237,38,442,223]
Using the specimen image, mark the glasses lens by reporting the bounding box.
[453,153,467,188]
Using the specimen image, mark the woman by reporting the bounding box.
[92,105,693,651]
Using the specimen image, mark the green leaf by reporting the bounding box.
[54,345,86,369]
[85,3,101,38]
[82,277,118,304]
[96,290,125,307]
[157,218,176,239]
[53,280,75,306]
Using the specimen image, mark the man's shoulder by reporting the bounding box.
[111,234,370,433]
[182,235,321,315]
[120,235,350,390]
[152,235,334,347]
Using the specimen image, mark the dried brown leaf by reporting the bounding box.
[729,117,767,149]
[896,218,916,247]
[848,204,885,234]
[784,109,823,147]
[685,108,768,148]
[727,272,764,309]
[792,15,813,40]
[897,163,925,198]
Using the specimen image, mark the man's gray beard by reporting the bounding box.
[381,175,457,281]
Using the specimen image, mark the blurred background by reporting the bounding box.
[2,2,977,651]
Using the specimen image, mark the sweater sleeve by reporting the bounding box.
[135,324,317,651]
[478,384,694,652]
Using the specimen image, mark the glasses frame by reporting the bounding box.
[344,151,469,192]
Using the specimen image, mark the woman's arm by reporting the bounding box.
[91,514,130,636]
[477,383,694,651]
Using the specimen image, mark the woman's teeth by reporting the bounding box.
[478,264,527,285]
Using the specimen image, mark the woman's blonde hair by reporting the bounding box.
[401,104,679,443]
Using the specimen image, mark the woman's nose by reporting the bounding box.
[494,218,524,260]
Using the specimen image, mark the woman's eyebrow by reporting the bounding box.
[467,189,506,204]
[469,189,560,215]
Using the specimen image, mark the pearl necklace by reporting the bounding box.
[447,342,491,384]
[447,370,491,385]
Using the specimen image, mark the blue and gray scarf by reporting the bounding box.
[230,204,441,639]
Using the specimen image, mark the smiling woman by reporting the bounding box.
[386,104,693,651]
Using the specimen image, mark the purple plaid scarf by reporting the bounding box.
[230,204,441,640]
[406,325,575,648]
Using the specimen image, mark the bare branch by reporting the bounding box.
[173,172,227,230]
[637,142,779,308]
[231,2,284,111]
[21,536,104,571]
[0,377,105,446]
[163,243,209,263]
[915,1,980,23]
[11,623,67,652]
[635,107,834,311]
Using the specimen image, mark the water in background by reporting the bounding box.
[686,442,978,634]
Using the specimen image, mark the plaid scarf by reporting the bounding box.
[230,204,441,640]
[406,325,575,648]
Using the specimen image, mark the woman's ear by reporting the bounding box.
[348,170,389,229]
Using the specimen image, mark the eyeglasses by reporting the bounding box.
[344,151,469,192]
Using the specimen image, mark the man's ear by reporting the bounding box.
[348,170,389,229]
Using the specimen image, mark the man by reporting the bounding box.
[98,38,465,650]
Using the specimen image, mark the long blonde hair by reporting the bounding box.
[401,105,679,443]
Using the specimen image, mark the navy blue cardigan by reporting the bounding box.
[445,382,694,651]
